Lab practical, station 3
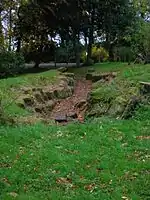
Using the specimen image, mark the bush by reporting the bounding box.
[81,46,109,63]
[83,58,94,66]
[114,46,134,62]
[0,51,25,77]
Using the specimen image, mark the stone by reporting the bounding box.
[54,86,73,99]
[86,72,117,82]
[44,91,54,100]
[22,87,32,94]
[140,82,150,95]
[108,103,125,117]
[34,92,44,103]
[45,100,56,112]
[87,103,109,117]
[67,112,78,119]
[35,105,44,113]
[16,99,25,109]
[75,100,87,109]
[32,87,43,92]
[86,73,93,80]
[121,96,141,119]
[55,114,67,123]
[88,68,95,73]
[43,94,49,101]
[67,78,74,87]
[58,67,68,73]
[23,96,34,106]
[59,80,67,87]
[63,72,75,79]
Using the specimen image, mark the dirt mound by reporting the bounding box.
[50,78,92,122]
[17,74,75,117]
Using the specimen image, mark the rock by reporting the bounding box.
[54,86,73,99]
[75,100,87,109]
[67,78,74,87]
[63,72,75,79]
[32,87,43,92]
[108,103,125,117]
[35,105,44,113]
[44,90,54,100]
[59,77,74,87]
[86,72,117,82]
[59,80,67,87]
[22,87,32,94]
[55,114,67,123]
[140,82,150,95]
[23,96,34,106]
[58,67,68,73]
[86,73,93,80]
[87,103,109,117]
[43,94,49,101]
[16,99,25,109]
[67,112,78,119]
[45,100,56,112]
[88,68,95,73]
[121,96,141,119]
[34,92,44,103]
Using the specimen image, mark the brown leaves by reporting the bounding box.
[84,183,96,192]
[136,136,150,140]
[56,177,72,185]
[8,192,18,198]
[56,177,76,189]
[1,177,11,186]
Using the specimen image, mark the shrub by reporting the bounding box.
[81,46,109,63]
[113,46,134,62]
[0,51,25,77]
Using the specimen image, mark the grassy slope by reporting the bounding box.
[0,70,58,117]
[0,63,150,200]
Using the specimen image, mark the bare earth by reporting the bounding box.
[50,78,92,120]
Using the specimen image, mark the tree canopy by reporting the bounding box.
[0,0,150,66]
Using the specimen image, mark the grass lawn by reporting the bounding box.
[0,70,58,117]
[0,62,150,200]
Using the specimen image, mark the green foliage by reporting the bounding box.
[0,51,25,76]
[88,63,150,118]
[81,46,109,63]
[131,22,150,62]
[56,43,76,63]
[114,46,134,62]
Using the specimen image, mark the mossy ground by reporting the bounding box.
[0,63,150,200]
[0,70,58,118]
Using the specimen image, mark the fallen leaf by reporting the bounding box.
[136,136,150,140]
[84,183,96,192]
[2,177,11,186]
[56,177,72,185]
[9,192,18,198]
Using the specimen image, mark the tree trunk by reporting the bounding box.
[16,37,21,52]
[87,3,95,64]
[75,33,80,67]
[0,10,4,50]
[8,8,12,51]
[106,34,114,61]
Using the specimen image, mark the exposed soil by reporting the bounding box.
[50,78,92,121]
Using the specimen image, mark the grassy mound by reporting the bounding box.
[87,63,150,119]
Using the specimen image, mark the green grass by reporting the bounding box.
[0,62,150,199]
[90,63,150,107]
[0,117,150,200]
[0,70,58,90]
[0,70,58,117]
